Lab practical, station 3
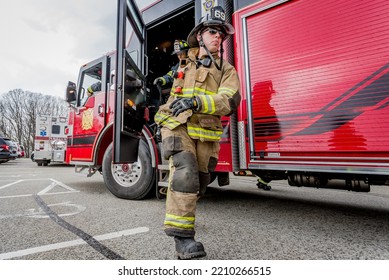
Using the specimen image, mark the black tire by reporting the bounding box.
[102,140,155,199]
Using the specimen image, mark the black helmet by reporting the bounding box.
[187,6,234,47]
[171,39,190,55]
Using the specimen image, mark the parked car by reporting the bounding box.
[2,138,18,160]
[19,145,25,158]
[0,137,11,163]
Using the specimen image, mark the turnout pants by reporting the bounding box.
[161,125,219,237]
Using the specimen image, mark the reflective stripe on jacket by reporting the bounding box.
[161,62,179,86]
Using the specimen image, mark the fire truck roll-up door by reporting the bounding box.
[114,0,147,164]
[240,0,389,177]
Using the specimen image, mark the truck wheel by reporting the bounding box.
[102,140,155,200]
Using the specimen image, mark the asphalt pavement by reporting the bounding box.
[1,158,389,260]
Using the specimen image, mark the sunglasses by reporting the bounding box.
[203,28,226,39]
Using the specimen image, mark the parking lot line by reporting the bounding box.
[0,178,79,199]
[0,180,23,190]
[0,227,149,260]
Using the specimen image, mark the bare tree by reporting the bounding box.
[0,89,69,157]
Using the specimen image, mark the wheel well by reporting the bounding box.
[94,125,113,166]
[93,124,159,168]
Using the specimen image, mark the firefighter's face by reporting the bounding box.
[177,51,187,60]
[198,27,224,53]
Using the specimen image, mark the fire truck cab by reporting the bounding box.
[66,0,389,200]
[65,0,204,199]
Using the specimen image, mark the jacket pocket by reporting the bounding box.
[197,114,222,131]
[187,114,223,142]
[195,68,209,83]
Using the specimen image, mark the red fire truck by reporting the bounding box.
[65,0,389,199]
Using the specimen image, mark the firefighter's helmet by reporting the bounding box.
[187,6,234,47]
[171,40,190,55]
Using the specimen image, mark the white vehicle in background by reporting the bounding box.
[34,115,68,166]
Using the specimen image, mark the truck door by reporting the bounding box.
[114,0,147,163]
[69,57,108,162]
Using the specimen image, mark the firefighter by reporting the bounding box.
[154,6,241,259]
[153,39,190,88]
[82,82,101,105]
[87,82,101,96]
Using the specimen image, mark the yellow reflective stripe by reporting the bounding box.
[154,112,180,129]
[170,88,195,98]
[198,95,215,114]
[164,221,195,229]
[170,88,217,98]
[164,213,195,229]
[194,87,216,95]
[187,126,222,140]
[257,177,270,186]
[167,70,174,78]
[166,213,195,222]
[218,87,235,96]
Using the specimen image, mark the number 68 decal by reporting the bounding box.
[213,9,225,21]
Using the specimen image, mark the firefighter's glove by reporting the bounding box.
[153,77,164,86]
[170,97,198,117]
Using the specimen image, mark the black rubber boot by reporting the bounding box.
[257,178,272,191]
[174,237,206,260]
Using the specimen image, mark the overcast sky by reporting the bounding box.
[0,0,154,98]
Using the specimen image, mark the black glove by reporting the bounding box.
[170,98,197,117]
[153,77,163,86]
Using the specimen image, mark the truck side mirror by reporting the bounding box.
[66,81,77,103]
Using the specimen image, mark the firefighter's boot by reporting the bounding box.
[257,177,271,191]
[174,237,206,260]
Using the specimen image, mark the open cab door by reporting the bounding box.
[114,0,147,163]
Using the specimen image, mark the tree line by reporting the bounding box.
[0,89,69,158]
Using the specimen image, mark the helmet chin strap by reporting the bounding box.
[199,35,223,71]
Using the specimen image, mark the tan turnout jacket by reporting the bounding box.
[155,47,240,141]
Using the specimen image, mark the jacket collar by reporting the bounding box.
[188,47,220,60]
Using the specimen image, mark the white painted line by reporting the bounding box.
[0,180,23,190]
[25,201,87,219]
[0,191,80,199]
[38,178,79,195]
[0,201,86,219]
[1,178,61,181]
[37,181,57,195]
[49,178,78,192]
[0,178,79,199]
[0,227,149,260]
